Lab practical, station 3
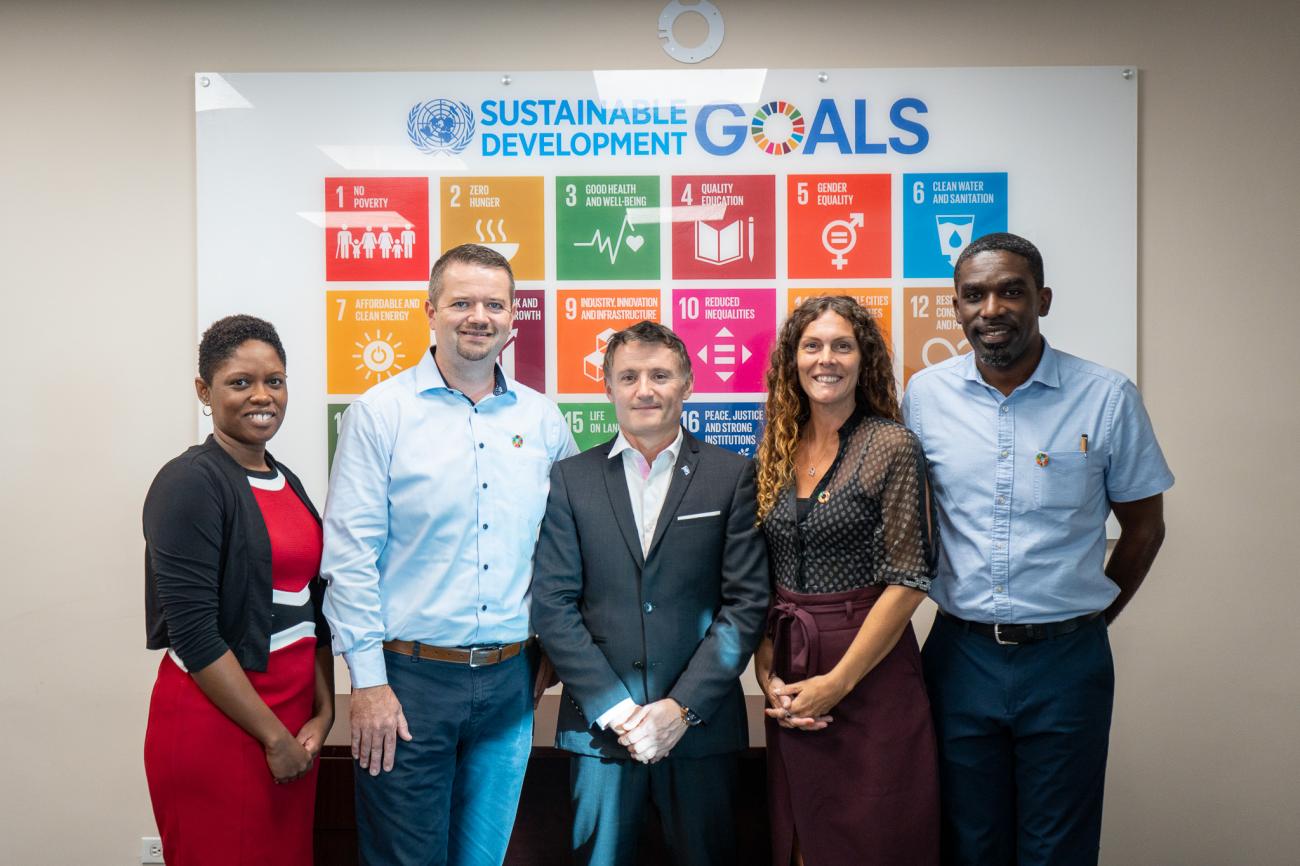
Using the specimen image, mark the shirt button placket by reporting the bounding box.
[471,409,488,620]
[992,398,1014,620]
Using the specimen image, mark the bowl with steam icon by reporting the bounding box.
[477,218,518,261]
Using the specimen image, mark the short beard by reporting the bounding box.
[975,344,1014,368]
[455,343,495,362]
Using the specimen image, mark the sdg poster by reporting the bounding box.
[197,67,1136,500]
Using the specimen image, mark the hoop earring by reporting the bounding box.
[202,404,212,417]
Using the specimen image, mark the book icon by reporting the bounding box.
[695,217,754,266]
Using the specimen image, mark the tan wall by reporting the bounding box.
[2,1,1297,862]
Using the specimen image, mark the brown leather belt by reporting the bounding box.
[382,638,528,667]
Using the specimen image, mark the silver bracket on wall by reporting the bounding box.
[658,1,725,64]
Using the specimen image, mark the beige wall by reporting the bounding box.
[2,1,1297,862]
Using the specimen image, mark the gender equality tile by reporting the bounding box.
[787,174,890,278]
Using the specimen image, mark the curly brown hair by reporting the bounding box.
[755,296,899,520]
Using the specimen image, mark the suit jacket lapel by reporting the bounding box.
[646,432,701,559]
[602,442,645,569]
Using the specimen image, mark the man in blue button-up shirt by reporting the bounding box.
[322,244,578,866]
[904,233,1172,866]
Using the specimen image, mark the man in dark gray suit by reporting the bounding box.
[531,321,770,866]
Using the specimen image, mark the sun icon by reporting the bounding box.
[352,331,407,381]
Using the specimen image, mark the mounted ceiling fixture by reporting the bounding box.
[658,1,725,64]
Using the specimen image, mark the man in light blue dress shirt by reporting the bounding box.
[903,233,1173,866]
[322,244,578,866]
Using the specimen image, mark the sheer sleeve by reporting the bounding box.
[870,426,936,591]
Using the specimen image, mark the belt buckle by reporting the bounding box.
[993,623,1019,646]
[468,646,500,668]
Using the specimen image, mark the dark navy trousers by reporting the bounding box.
[923,612,1115,866]
[569,752,738,866]
[354,649,534,866]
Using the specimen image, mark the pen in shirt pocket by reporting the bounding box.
[1080,433,1089,454]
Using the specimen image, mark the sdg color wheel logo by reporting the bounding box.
[751,101,805,155]
[407,99,476,155]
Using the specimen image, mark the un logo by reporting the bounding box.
[407,99,476,155]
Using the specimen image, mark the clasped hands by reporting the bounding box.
[611,699,689,764]
[261,710,331,784]
[762,672,846,731]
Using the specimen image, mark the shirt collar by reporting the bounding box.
[837,403,870,438]
[608,426,685,466]
[959,337,1061,391]
[1029,340,1061,388]
[415,346,511,398]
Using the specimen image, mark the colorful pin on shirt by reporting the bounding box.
[511,435,524,448]
[1035,451,1050,467]
[817,490,831,504]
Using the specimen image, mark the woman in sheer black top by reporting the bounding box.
[754,296,940,866]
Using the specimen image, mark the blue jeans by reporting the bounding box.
[355,649,534,866]
[923,613,1114,866]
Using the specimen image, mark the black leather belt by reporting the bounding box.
[940,611,1101,646]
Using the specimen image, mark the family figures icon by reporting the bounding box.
[335,224,417,260]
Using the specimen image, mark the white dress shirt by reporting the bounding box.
[593,427,684,730]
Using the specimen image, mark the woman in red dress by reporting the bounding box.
[754,296,940,866]
[143,315,334,865]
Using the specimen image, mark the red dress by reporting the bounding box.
[144,468,322,866]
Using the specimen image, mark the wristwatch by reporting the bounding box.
[679,704,702,727]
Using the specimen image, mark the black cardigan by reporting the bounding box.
[143,436,330,673]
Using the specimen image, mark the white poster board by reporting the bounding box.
[197,67,1137,505]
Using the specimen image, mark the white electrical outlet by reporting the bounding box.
[140,836,164,864]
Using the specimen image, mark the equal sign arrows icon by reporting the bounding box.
[696,326,752,382]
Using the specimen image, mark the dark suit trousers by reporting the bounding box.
[570,753,739,866]
[923,612,1115,866]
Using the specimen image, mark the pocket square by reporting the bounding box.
[677,510,721,521]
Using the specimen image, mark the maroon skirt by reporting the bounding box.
[766,584,939,866]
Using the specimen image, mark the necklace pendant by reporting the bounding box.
[807,466,816,477]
